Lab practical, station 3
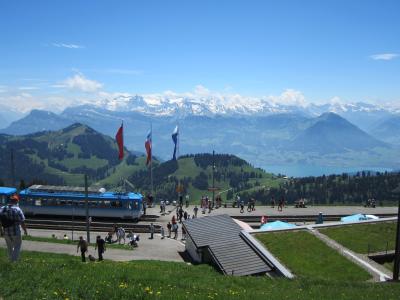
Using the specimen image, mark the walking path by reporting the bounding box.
[0,232,185,263]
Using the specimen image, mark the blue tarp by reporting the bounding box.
[340,213,369,222]
[0,187,17,196]
[260,220,297,231]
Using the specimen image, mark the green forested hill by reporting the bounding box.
[0,123,139,186]
[0,124,280,202]
[118,153,281,203]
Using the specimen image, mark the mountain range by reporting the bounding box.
[1,95,400,175]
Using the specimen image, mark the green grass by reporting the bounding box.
[319,222,397,254]
[1,251,400,299]
[20,236,133,251]
[255,230,371,282]
[384,261,394,272]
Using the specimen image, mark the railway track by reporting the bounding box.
[25,215,161,233]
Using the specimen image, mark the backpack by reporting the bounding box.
[0,207,16,228]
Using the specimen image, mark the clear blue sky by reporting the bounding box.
[0,0,399,111]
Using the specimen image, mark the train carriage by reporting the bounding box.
[16,185,143,221]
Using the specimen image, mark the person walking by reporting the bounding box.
[167,222,172,238]
[183,211,188,221]
[77,236,88,262]
[0,195,28,262]
[149,223,155,239]
[178,206,184,223]
[240,199,244,213]
[95,235,106,261]
[193,205,198,218]
[173,223,178,239]
[278,196,284,212]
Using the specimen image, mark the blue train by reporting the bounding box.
[0,185,143,221]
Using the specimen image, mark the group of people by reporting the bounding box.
[270,196,286,212]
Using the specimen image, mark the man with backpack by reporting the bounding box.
[0,195,28,262]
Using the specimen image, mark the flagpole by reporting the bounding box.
[177,122,180,160]
[150,122,153,196]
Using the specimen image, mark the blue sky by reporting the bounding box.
[0,0,399,112]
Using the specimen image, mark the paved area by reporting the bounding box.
[0,230,185,263]
[149,204,398,226]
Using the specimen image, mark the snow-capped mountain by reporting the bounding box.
[94,93,395,121]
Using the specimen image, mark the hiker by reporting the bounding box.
[95,235,106,261]
[193,205,198,218]
[77,236,88,262]
[149,223,155,239]
[0,195,28,262]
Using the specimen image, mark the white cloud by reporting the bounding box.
[193,85,211,97]
[370,53,399,60]
[62,74,103,93]
[268,89,307,107]
[52,43,85,49]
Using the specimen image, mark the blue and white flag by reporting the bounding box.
[172,125,179,160]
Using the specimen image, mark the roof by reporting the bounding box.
[19,185,142,201]
[28,185,102,194]
[0,187,17,196]
[260,221,297,231]
[184,214,271,276]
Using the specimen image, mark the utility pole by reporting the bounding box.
[393,196,400,281]
[10,148,15,187]
[84,174,90,243]
[212,150,215,208]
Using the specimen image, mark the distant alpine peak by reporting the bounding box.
[94,92,393,117]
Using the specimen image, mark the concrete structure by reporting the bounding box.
[183,214,293,277]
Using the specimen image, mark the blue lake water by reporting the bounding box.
[262,164,393,177]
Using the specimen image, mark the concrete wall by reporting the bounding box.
[185,236,202,263]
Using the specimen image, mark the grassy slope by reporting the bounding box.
[1,251,400,299]
[171,157,281,202]
[97,156,148,188]
[320,222,397,254]
[255,230,371,282]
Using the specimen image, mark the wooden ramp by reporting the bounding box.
[183,214,272,276]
